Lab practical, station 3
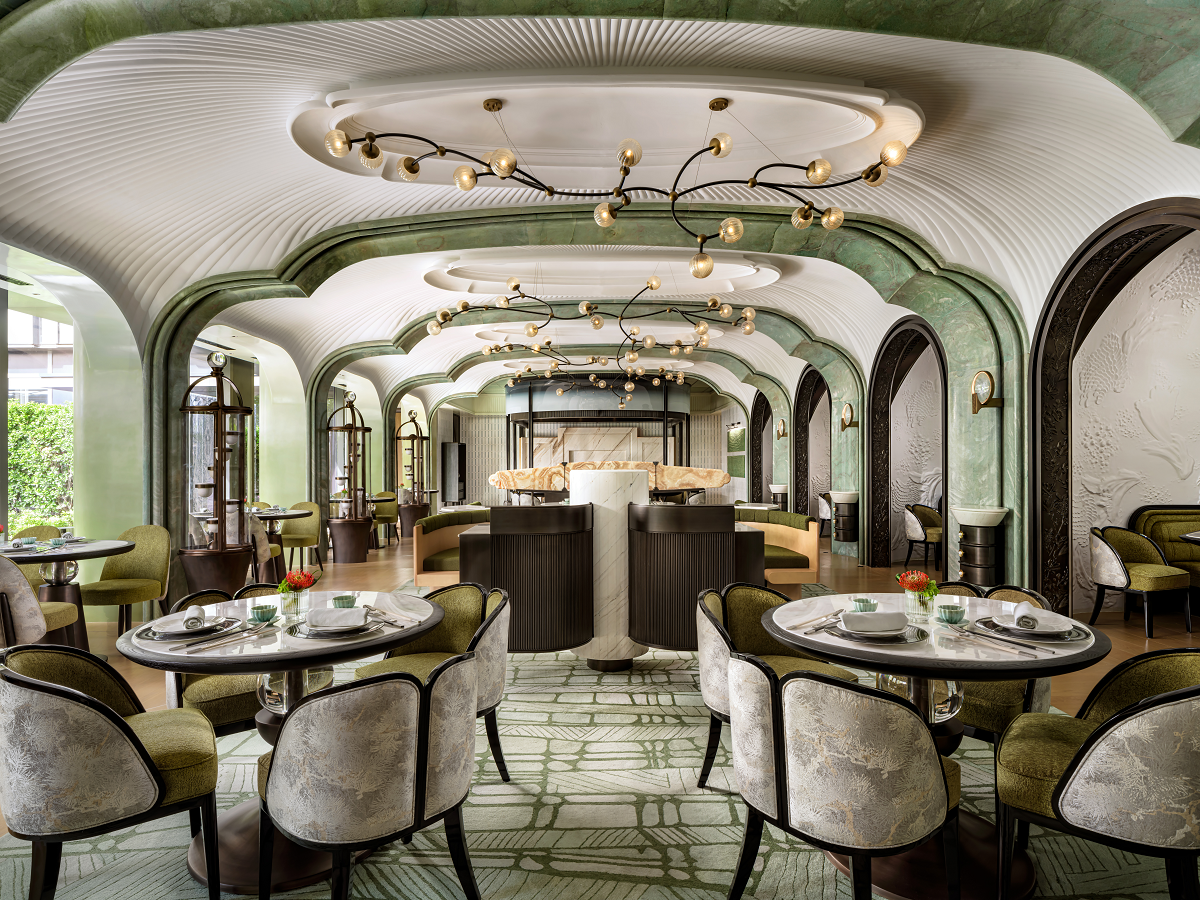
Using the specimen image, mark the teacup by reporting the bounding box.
[333,595,357,608]
[250,605,277,623]
[937,605,966,624]
[851,598,878,612]
[50,538,65,547]
[21,536,36,545]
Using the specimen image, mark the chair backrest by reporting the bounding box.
[393,583,489,658]
[3,644,144,716]
[817,492,831,520]
[903,506,927,541]
[1056,683,1200,850]
[1089,527,1130,589]
[722,583,802,660]
[251,501,270,510]
[14,526,61,540]
[911,503,942,528]
[1098,525,1168,566]
[728,654,782,819]
[281,502,321,540]
[468,589,509,712]
[102,524,171,586]
[373,492,398,515]
[249,514,272,564]
[0,661,160,837]
[1076,648,1200,724]
[779,669,950,850]
[265,655,477,844]
[984,585,1048,608]
[937,581,983,597]
[234,583,281,600]
[170,589,233,614]
[0,556,47,645]
[696,591,733,717]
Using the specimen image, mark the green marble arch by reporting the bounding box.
[144,203,1020,573]
[3,1,1200,148]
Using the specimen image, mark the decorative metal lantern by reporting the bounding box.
[178,350,255,594]
[327,391,374,563]
[397,410,432,538]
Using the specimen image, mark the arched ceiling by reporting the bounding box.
[1,15,1200,371]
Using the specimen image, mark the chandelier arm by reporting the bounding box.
[669,201,702,241]
[671,146,721,193]
[755,167,866,190]
[674,178,752,198]
[621,187,671,197]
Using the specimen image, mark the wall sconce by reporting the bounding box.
[971,371,1003,414]
[776,418,787,439]
[725,421,743,429]
[840,402,858,431]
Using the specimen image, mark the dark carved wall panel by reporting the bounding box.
[867,318,948,569]
[792,369,827,515]
[749,392,771,504]
[1031,203,1197,611]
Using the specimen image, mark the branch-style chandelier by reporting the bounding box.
[322,97,910,278]
[424,275,757,409]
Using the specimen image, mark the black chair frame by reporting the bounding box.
[1090,526,1193,638]
[233,583,283,600]
[259,664,481,900]
[727,655,960,900]
[903,503,943,572]
[0,647,221,900]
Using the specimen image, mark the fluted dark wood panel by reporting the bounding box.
[491,532,593,653]
[629,531,735,651]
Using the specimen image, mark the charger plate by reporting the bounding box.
[826,624,929,644]
[137,616,242,642]
[975,616,1089,643]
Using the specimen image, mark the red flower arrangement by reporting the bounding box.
[896,570,939,599]
[278,570,315,593]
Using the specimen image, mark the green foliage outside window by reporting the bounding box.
[8,400,73,531]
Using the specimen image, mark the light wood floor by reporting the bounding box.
[91,533,1196,717]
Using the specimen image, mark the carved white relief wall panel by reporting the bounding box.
[889,347,943,562]
[1071,231,1200,614]
[808,394,831,518]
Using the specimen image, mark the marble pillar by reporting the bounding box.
[569,470,649,670]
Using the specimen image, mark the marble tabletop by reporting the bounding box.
[0,538,134,564]
[252,509,312,520]
[1182,531,1200,545]
[117,590,441,676]
[765,592,1111,681]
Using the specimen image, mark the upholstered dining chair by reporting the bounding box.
[817,491,832,536]
[79,523,171,633]
[936,581,983,598]
[726,657,961,900]
[0,645,221,899]
[257,661,482,900]
[234,583,281,600]
[373,491,399,546]
[0,553,77,647]
[251,500,271,509]
[903,503,943,570]
[695,583,857,789]
[355,583,511,781]
[249,513,283,583]
[996,648,1200,900]
[13,525,61,591]
[280,501,322,571]
[1088,526,1191,638]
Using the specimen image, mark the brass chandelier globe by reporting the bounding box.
[322,98,910,278]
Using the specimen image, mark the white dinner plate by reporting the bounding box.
[837,615,909,637]
[990,614,1074,636]
[153,611,222,637]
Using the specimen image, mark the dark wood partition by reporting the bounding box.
[628,504,764,651]
[460,504,594,653]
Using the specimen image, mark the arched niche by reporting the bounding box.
[793,367,829,517]
[748,392,773,503]
[866,316,948,569]
[1031,197,1200,611]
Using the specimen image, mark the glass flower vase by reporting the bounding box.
[905,589,933,622]
[280,589,309,619]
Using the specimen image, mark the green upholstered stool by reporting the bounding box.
[995,648,1200,900]
[280,501,322,571]
[903,503,943,571]
[79,523,171,634]
[1089,526,1191,638]
[694,583,857,789]
[355,583,511,781]
[0,645,222,899]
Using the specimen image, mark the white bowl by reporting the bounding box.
[769,484,788,493]
[830,491,859,503]
[950,506,1009,527]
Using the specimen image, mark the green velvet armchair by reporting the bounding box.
[79,524,171,633]
[1089,526,1191,637]
[373,492,399,546]
[280,502,322,571]
[0,550,77,646]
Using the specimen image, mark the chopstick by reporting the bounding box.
[961,625,1059,655]
[185,626,278,654]
[787,610,841,632]
[167,623,256,652]
[948,626,1036,658]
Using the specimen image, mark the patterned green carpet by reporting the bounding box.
[0,647,1178,897]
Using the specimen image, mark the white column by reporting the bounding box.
[569,469,649,667]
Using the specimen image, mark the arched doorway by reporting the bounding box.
[748,392,773,503]
[793,368,829,516]
[867,317,949,568]
[1031,198,1200,610]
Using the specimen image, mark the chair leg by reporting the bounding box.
[848,853,872,900]
[330,849,354,900]
[1183,588,1193,634]
[443,804,482,900]
[189,807,201,838]
[1165,855,1200,900]
[258,800,275,899]
[1144,591,1154,639]
[400,833,412,845]
[315,547,324,571]
[727,807,764,900]
[1124,591,1133,621]
[905,542,913,568]
[483,709,510,782]
[1089,584,1106,625]
[27,840,61,900]
[288,547,295,570]
[943,808,960,900]
[200,791,220,900]
[997,800,1016,900]
[698,714,724,788]
[924,542,929,568]
[1015,819,1030,851]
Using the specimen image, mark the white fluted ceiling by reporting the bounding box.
[2,15,1200,399]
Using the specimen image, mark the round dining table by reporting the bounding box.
[252,508,313,580]
[1181,530,1200,547]
[764,591,1112,900]
[117,589,442,895]
[0,538,135,652]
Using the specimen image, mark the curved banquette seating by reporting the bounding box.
[1130,505,1200,590]
[413,507,490,587]
[732,507,819,585]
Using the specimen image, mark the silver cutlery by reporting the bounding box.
[788,610,841,632]
[185,625,278,654]
[169,621,262,652]
[947,625,1036,658]
[364,605,419,625]
[803,614,843,635]
[961,624,1059,655]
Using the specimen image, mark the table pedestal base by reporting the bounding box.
[37,582,88,651]
[187,798,371,895]
[587,658,632,672]
[827,811,1035,900]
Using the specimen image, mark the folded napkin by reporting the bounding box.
[840,611,909,632]
[183,611,206,630]
[306,607,369,629]
[1013,601,1074,632]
